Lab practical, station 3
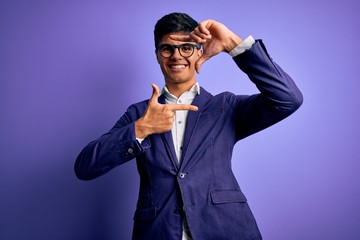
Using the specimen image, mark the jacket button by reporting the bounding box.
[179,173,187,179]
[127,148,133,154]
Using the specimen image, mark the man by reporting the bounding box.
[75,12,303,240]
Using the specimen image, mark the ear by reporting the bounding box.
[155,50,160,64]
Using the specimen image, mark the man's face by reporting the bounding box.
[156,32,202,87]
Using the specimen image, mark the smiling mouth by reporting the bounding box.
[169,64,187,70]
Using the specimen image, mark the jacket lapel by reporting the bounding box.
[158,95,180,170]
[180,87,212,168]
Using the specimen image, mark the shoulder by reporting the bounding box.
[199,87,235,109]
[210,91,256,112]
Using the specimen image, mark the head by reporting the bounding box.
[154,12,198,49]
[154,13,203,91]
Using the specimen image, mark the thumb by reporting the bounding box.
[195,55,209,74]
[149,83,160,105]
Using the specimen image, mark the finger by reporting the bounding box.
[169,34,191,41]
[149,83,160,105]
[170,32,210,44]
[167,104,199,112]
[198,20,212,35]
[195,55,209,74]
[191,29,212,43]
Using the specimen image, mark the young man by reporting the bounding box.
[75,12,303,240]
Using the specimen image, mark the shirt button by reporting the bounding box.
[127,148,133,154]
[178,121,182,124]
[178,100,182,103]
[179,173,187,179]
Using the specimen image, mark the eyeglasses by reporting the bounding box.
[157,43,201,58]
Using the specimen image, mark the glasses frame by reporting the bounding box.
[157,43,201,58]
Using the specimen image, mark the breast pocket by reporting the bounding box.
[199,108,224,121]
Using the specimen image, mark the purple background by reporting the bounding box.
[1,0,359,239]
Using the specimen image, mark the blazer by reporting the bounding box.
[75,40,303,240]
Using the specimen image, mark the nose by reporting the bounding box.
[170,47,183,60]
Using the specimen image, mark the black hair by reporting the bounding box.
[154,12,198,48]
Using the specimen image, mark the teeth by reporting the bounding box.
[171,65,185,69]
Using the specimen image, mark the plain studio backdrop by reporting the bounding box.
[1,0,359,239]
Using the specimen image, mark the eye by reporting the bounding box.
[181,44,193,52]
[160,44,173,53]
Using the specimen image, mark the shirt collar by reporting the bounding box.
[160,82,200,99]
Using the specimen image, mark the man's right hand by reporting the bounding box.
[135,84,198,139]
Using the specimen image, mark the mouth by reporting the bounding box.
[168,64,187,72]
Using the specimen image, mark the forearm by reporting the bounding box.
[74,99,154,182]
[229,40,303,140]
[74,122,146,180]
[234,40,303,112]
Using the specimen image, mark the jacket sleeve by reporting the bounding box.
[229,40,303,141]
[74,104,150,180]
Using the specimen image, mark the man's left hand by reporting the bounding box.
[170,20,243,73]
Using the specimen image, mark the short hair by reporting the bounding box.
[154,12,198,48]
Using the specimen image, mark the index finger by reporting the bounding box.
[169,34,191,41]
[170,32,210,44]
[166,103,198,112]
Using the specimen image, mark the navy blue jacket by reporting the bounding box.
[75,40,303,240]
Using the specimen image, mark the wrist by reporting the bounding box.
[135,118,149,139]
[224,34,243,53]
[228,35,255,57]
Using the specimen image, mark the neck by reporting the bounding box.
[165,81,196,98]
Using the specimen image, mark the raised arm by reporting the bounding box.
[173,19,303,140]
[231,40,303,140]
